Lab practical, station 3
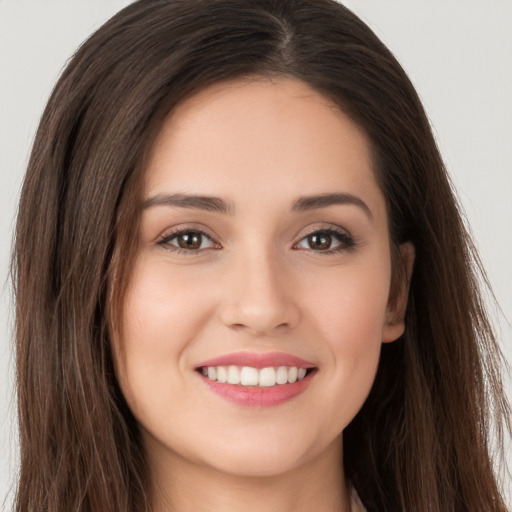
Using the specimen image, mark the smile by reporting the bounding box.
[199,365,310,387]
[194,351,318,407]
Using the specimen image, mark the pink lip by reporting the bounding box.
[194,351,316,370]
[194,351,317,408]
[199,371,316,407]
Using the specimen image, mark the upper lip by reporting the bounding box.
[194,351,317,370]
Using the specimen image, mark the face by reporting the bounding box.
[113,77,411,480]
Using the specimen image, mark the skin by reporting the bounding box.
[113,77,414,512]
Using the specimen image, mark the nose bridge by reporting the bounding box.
[219,242,300,335]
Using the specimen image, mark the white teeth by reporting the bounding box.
[287,366,298,383]
[227,365,240,385]
[276,366,288,385]
[201,365,312,387]
[240,366,259,386]
[216,366,227,383]
[259,367,276,387]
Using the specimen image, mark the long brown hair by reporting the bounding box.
[12,1,510,510]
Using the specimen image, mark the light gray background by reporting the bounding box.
[1,0,511,509]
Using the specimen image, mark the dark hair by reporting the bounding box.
[12,0,510,510]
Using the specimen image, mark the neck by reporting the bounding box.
[147,435,352,512]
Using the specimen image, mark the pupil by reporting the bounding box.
[309,232,331,250]
[178,232,201,249]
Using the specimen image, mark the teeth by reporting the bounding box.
[276,366,288,385]
[240,367,259,386]
[259,367,276,387]
[201,365,312,387]
[216,366,227,383]
[227,365,240,385]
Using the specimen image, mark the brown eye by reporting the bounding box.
[307,232,332,250]
[159,229,217,252]
[177,231,203,250]
[295,228,355,253]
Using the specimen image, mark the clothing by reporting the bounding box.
[350,487,367,512]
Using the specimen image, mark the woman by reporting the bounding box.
[12,0,510,511]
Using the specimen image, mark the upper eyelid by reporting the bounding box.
[157,228,221,255]
[293,222,352,241]
[293,228,353,247]
[157,224,219,243]
[291,224,357,253]
[155,222,354,248]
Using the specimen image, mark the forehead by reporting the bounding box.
[143,77,385,221]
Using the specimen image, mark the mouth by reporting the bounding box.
[194,351,318,407]
[196,365,316,387]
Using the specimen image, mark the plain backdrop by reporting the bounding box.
[1,0,511,508]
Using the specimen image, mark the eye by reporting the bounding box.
[158,229,218,252]
[294,229,355,253]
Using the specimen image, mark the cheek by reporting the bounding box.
[297,258,390,424]
[121,255,213,350]
[303,256,391,345]
[113,256,213,418]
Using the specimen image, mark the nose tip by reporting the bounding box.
[218,263,300,336]
[225,305,295,336]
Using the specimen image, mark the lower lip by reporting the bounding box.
[198,370,316,407]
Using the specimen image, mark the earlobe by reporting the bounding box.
[382,241,415,343]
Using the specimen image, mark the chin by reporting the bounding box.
[191,429,336,479]
[201,448,307,478]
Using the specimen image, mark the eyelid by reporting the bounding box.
[292,222,353,241]
[292,223,357,253]
[156,224,222,252]
[154,222,357,255]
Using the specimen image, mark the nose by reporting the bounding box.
[218,250,300,336]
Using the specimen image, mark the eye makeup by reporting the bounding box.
[156,222,358,257]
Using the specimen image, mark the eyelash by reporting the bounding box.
[293,228,357,254]
[157,226,357,255]
[157,226,220,256]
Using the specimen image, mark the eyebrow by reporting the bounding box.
[143,192,372,219]
[292,193,373,219]
[143,193,234,214]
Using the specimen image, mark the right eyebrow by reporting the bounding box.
[142,193,234,215]
[292,192,373,221]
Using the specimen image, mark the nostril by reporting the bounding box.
[219,289,301,335]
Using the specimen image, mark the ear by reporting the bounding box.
[382,242,415,343]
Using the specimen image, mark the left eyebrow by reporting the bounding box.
[292,193,373,220]
[143,193,234,214]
